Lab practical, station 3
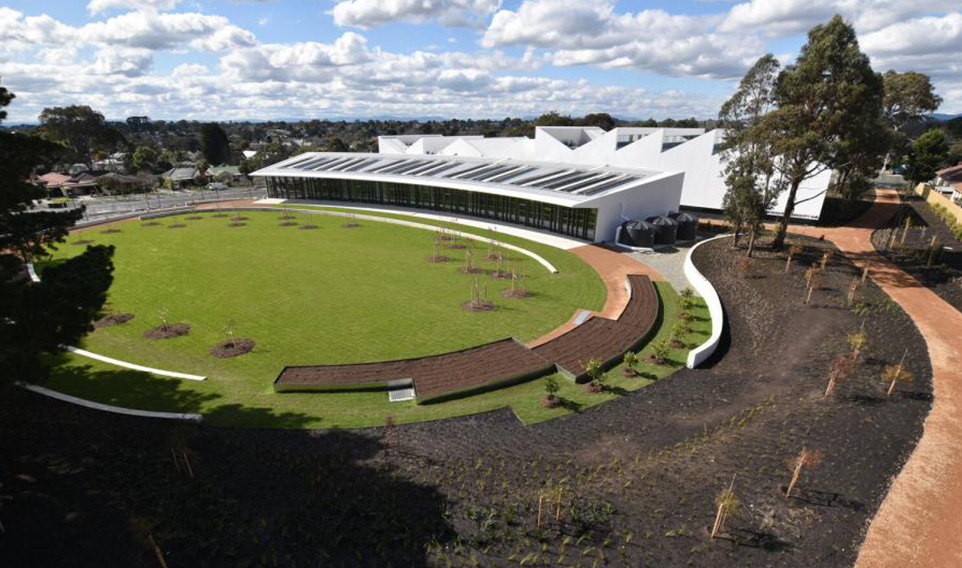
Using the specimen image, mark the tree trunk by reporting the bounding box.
[747,229,757,258]
[773,178,803,250]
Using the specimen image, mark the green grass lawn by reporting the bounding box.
[36,208,709,428]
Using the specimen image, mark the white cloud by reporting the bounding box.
[81,11,256,51]
[331,0,501,29]
[720,0,962,36]
[87,0,183,14]
[482,0,758,79]
[93,47,154,77]
[861,13,962,81]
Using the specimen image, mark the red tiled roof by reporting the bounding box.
[937,164,962,183]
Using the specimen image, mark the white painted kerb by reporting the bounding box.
[18,382,203,421]
[683,234,727,369]
[64,346,207,381]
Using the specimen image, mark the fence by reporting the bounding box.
[916,183,962,225]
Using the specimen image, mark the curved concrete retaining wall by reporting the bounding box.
[18,382,203,421]
[149,206,560,273]
[683,234,728,369]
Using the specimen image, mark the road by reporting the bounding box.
[36,187,268,224]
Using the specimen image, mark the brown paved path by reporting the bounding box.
[528,244,665,348]
[790,190,962,568]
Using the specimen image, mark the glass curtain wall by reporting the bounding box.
[266,176,597,240]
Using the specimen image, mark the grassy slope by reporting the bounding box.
[36,208,708,428]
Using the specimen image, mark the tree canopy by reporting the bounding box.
[39,105,123,170]
[0,80,115,383]
[905,129,949,187]
[199,122,231,166]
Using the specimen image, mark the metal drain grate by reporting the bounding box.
[388,388,416,402]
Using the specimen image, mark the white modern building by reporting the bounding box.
[379,127,831,221]
[252,152,683,242]
[252,126,831,243]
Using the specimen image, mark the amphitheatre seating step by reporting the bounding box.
[532,317,650,380]
[616,275,659,329]
[274,339,554,403]
[274,274,660,400]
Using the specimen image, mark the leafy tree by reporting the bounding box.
[239,157,257,183]
[131,145,159,173]
[719,54,787,256]
[581,113,616,131]
[199,122,231,166]
[905,129,949,187]
[534,111,574,127]
[39,105,122,170]
[0,80,115,382]
[322,136,349,153]
[766,16,885,249]
[883,71,943,134]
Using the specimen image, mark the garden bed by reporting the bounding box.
[871,197,962,313]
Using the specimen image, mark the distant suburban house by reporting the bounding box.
[242,150,258,160]
[161,167,203,189]
[35,172,99,196]
[96,172,148,194]
[934,164,962,202]
[207,165,242,183]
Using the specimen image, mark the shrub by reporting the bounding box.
[584,358,606,390]
[544,375,560,397]
[650,339,672,365]
[622,351,638,373]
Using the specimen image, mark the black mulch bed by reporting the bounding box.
[817,195,875,227]
[143,323,190,339]
[0,235,933,568]
[167,224,187,229]
[93,313,134,328]
[99,228,122,234]
[141,221,163,226]
[70,239,94,245]
[299,224,319,230]
[209,339,255,358]
[871,196,962,313]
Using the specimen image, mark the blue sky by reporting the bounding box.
[0,0,958,122]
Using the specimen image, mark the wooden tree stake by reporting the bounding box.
[148,534,170,568]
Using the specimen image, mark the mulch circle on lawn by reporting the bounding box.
[93,313,135,328]
[227,222,247,227]
[446,243,467,249]
[211,213,229,218]
[71,239,95,245]
[100,229,122,234]
[670,339,686,349]
[426,255,450,263]
[489,270,512,279]
[185,216,204,221]
[209,338,255,358]
[299,225,319,230]
[141,222,163,227]
[484,253,505,261]
[461,300,495,312]
[501,289,531,299]
[341,223,361,228]
[278,215,296,220]
[541,395,563,409]
[167,224,187,229]
[457,267,485,274]
[279,222,298,227]
[143,323,190,340]
[582,382,605,394]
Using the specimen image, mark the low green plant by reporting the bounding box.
[584,358,606,390]
[649,339,672,365]
[622,351,638,375]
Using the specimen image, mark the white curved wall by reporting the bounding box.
[684,234,727,368]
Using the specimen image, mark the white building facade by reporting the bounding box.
[380,127,831,221]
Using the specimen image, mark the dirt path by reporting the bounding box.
[792,189,962,568]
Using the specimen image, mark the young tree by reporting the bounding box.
[711,476,739,539]
[824,355,855,397]
[719,54,787,256]
[905,129,950,188]
[39,105,122,170]
[785,448,823,498]
[767,16,885,249]
[0,80,115,382]
[883,349,913,397]
[584,358,606,391]
[543,375,561,406]
[847,325,867,361]
[131,146,159,174]
[622,351,639,376]
[882,70,943,168]
[199,123,231,166]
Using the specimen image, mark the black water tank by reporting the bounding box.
[619,220,656,247]
[647,215,678,245]
[671,212,698,241]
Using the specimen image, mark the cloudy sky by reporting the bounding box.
[0,0,959,122]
